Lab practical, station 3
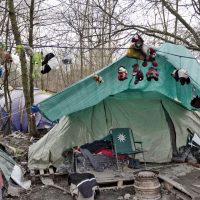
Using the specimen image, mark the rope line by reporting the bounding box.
[14,43,199,60]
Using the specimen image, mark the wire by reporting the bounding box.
[20,43,199,60]
[158,50,198,60]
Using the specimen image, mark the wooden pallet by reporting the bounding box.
[30,167,67,177]
[97,177,135,190]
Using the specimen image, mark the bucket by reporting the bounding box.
[133,170,161,200]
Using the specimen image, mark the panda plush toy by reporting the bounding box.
[171,68,190,85]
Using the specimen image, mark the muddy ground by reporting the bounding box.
[6,180,176,200]
[1,132,178,200]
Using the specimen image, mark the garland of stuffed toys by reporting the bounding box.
[123,33,199,108]
[122,33,159,83]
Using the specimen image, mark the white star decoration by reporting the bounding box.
[117,133,126,142]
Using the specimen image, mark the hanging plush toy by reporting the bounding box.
[93,74,104,84]
[146,67,159,81]
[42,53,55,65]
[62,52,72,64]
[130,33,158,67]
[41,64,51,74]
[171,68,190,85]
[131,34,144,50]
[15,45,24,55]
[4,52,12,63]
[132,64,143,84]
[41,53,55,74]
[24,45,34,56]
[118,66,128,81]
[141,46,158,67]
[191,96,200,108]
[0,46,12,65]
[32,52,43,79]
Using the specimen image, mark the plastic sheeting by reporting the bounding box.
[0,149,15,182]
[0,88,53,132]
[28,91,200,169]
[37,43,200,122]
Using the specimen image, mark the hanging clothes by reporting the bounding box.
[32,52,43,79]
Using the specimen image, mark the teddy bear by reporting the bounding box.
[40,53,55,75]
[24,45,34,56]
[132,64,143,84]
[141,46,158,67]
[171,68,190,85]
[93,74,104,84]
[146,67,159,81]
[0,47,12,65]
[118,66,128,81]
[130,34,158,67]
[131,34,144,50]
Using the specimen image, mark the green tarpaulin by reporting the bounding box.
[28,43,200,169]
[37,43,200,122]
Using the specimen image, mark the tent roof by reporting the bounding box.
[37,43,200,122]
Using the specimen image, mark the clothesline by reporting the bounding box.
[18,43,199,60]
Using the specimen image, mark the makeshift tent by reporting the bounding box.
[0,88,53,132]
[28,43,200,169]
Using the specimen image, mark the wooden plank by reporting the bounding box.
[99,184,134,191]
[158,174,191,198]
[39,169,44,175]
[117,180,123,188]
[49,167,54,174]
[96,176,135,183]
[170,188,192,200]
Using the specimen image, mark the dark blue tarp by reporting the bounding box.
[0,88,53,132]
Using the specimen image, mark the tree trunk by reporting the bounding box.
[3,63,11,135]
[28,0,38,137]
[8,0,31,133]
[3,17,12,135]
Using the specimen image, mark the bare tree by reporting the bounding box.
[8,0,31,134]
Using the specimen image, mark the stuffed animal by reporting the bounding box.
[142,46,158,67]
[93,74,104,84]
[24,45,34,56]
[171,69,190,85]
[146,67,159,81]
[40,53,55,75]
[41,64,51,74]
[15,45,24,55]
[32,52,43,79]
[62,53,72,64]
[130,34,158,67]
[4,52,12,63]
[132,64,143,84]
[131,34,144,50]
[42,53,55,66]
[132,64,139,75]
[0,47,12,65]
[191,96,200,108]
[118,66,128,81]
[134,70,144,84]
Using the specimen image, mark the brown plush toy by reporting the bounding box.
[93,74,104,84]
[0,48,12,65]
